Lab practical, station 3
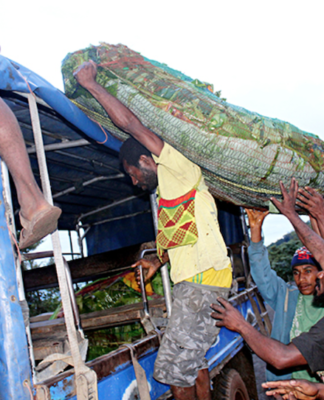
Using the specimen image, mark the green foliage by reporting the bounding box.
[86,323,145,361]
[214,90,227,102]
[21,236,61,317]
[26,288,61,317]
[76,280,143,315]
[267,230,302,282]
[151,263,173,296]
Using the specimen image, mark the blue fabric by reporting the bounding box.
[248,239,299,381]
[0,55,122,153]
[86,212,155,255]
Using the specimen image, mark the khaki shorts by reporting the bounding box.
[153,281,230,387]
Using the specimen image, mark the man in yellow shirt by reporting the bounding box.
[75,61,231,400]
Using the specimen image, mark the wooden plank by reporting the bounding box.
[23,241,155,291]
[33,332,67,360]
[31,298,166,339]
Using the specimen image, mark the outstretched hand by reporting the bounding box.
[211,297,246,332]
[245,208,269,242]
[297,187,324,220]
[271,178,299,218]
[262,379,320,400]
[73,60,98,90]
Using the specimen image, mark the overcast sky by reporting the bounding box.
[1,0,323,246]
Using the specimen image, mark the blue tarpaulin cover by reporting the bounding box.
[0,55,155,254]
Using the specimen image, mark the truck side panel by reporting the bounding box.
[0,161,32,400]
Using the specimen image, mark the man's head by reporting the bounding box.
[119,138,158,192]
[291,247,322,296]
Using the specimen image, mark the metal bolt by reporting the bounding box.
[10,295,16,302]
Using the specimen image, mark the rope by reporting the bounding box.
[6,217,22,264]
[91,119,108,144]
[23,380,34,400]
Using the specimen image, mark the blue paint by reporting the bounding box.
[0,162,32,399]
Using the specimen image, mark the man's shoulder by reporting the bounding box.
[295,316,324,342]
[309,316,324,331]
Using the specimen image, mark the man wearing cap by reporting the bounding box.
[245,208,324,382]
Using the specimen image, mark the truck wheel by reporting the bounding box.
[214,368,250,400]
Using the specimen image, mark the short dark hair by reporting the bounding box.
[119,137,152,168]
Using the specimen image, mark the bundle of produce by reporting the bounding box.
[51,271,161,360]
[62,44,324,208]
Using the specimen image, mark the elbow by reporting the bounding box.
[118,114,140,134]
[271,356,292,370]
[113,114,133,132]
[272,360,287,370]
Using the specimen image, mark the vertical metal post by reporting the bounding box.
[240,207,250,244]
[68,230,74,260]
[150,193,172,317]
[76,222,85,258]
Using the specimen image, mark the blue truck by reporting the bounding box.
[0,55,271,400]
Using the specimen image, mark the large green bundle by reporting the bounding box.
[62,44,324,207]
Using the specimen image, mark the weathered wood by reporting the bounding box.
[30,312,53,323]
[31,298,166,339]
[33,332,67,360]
[23,241,155,291]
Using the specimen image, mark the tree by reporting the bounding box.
[267,230,302,282]
[19,233,61,317]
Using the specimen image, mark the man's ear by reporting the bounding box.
[139,154,152,166]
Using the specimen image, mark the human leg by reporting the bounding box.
[170,385,197,400]
[154,283,228,399]
[196,368,212,400]
[170,368,212,400]
[0,98,61,247]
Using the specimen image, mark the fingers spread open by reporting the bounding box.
[211,311,223,320]
[217,296,229,307]
[210,303,224,313]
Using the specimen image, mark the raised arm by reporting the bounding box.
[271,179,324,269]
[297,186,324,238]
[211,298,307,370]
[245,208,286,308]
[245,208,269,243]
[74,61,164,156]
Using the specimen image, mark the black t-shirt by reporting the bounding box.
[292,317,324,374]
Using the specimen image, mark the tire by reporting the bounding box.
[213,368,250,400]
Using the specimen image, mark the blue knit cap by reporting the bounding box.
[291,246,322,270]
